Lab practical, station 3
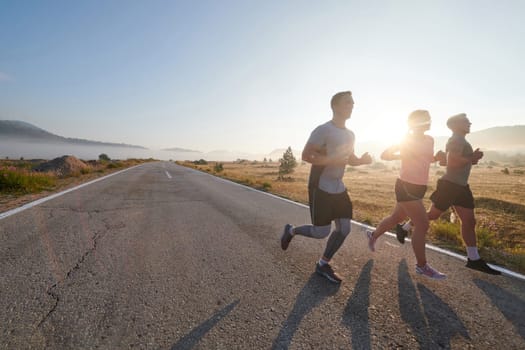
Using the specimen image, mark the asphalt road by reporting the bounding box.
[1,162,524,349]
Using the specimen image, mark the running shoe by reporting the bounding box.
[466,258,501,275]
[415,263,447,280]
[366,230,376,252]
[315,262,342,284]
[280,224,293,250]
[395,224,409,244]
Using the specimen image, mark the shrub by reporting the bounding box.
[262,182,272,191]
[430,220,462,245]
[106,162,123,169]
[99,153,111,162]
[214,162,224,172]
[501,167,510,175]
[0,167,56,193]
[476,226,498,249]
[194,159,208,165]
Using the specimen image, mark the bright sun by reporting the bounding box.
[357,119,408,146]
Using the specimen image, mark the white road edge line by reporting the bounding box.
[384,242,399,248]
[181,164,525,281]
[0,164,144,221]
[165,171,172,179]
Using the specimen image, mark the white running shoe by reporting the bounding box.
[366,230,376,252]
[415,263,447,280]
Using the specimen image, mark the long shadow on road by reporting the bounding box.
[271,273,340,350]
[170,300,240,350]
[474,278,525,340]
[398,259,470,349]
[418,283,470,347]
[341,259,373,350]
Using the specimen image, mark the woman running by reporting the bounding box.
[367,110,446,279]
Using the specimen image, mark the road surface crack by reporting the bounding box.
[37,222,105,328]
[37,283,59,328]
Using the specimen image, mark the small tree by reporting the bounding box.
[279,146,297,177]
[99,153,111,162]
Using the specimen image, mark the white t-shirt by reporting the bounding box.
[307,121,355,194]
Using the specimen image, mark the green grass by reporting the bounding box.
[106,161,124,169]
[0,167,56,193]
[430,219,501,249]
[430,220,463,246]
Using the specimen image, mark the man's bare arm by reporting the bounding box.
[348,152,372,166]
[302,142,347,166]
[447,148,483,168]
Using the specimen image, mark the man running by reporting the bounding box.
[397,113,500,275]
[280,91,372,283]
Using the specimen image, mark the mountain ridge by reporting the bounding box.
[0,120,147,149]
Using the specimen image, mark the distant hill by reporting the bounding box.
[464,125,525,150]
[0,120,147,149]
[162,147,202,153]
[434,125,525,153]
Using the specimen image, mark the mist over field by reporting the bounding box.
[2,120,525,162]
[0,140,272,162]
[3,139,524,164]
[0,140,196,161]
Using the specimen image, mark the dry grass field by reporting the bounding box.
[179,160,525,274]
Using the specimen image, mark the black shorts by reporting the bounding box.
[430,179,475,211]
[308,187,353,226]
[395,178,427,202]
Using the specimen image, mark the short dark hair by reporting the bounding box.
[447,113,467,130]
[330,91,352,110]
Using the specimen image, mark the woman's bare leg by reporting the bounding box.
[399,200,429,267]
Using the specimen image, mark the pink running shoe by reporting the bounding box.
[415,264,447,280]
[366,230,376,252]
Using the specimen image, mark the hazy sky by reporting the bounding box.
[1,0,524,154]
